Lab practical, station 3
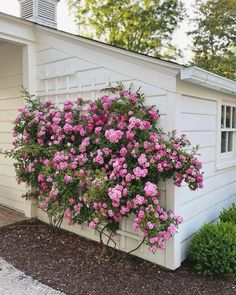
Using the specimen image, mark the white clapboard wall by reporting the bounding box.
[34,42,179,269]
[0,42,26,212]
[176,83,236,261]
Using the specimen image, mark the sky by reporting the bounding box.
[0,0,196,63]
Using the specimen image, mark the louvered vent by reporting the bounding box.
[38,0,56,22]
[21,0,33,19]
[18,0,59,28]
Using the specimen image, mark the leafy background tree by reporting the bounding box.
[189,0,236,80]
[68,0,185,60]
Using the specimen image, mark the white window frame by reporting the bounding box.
[217,101,236,170]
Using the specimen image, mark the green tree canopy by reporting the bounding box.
[190,0,236,80]
[68,0,185,60]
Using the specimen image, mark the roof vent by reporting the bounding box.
[18,0,60,28]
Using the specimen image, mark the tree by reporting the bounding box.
[190,0,236,80]
[68,0,185,60]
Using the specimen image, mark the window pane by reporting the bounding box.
[228,132,233,152]
[221,131,227,153]
[226,106,231,128]
[221,105,225,128]
[233,107,236,128]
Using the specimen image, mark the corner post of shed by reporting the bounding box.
[164,91,182,269]
[23,42,37,218]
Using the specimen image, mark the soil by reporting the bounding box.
[0,219,235,295]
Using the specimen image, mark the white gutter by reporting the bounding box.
[180,67,236,96]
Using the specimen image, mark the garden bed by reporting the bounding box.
[0,219,235,295]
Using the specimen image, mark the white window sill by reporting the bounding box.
[216,158,236,171]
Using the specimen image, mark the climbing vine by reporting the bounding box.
[7,86,203,253]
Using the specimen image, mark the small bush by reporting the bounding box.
[220,203,236,224]
[188,222,236,276]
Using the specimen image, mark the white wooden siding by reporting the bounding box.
[35,43,175,268]
[178,94,236,261]
[0,42,26,212]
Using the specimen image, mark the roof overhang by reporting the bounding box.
[0,11,236,97]
[180,66,236,96]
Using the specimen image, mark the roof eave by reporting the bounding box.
[180,67,236,96]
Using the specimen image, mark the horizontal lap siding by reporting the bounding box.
[0,43,25,212]
[35,44,170,267]
[178,95,236,261]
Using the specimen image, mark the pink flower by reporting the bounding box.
[89,221,96,228]
[38,203,45,209]
[138,210,145,219]
[79,137,90,152]
[129,92,138,104]
[50,190,58,197]
[147,221,154,229]
[168,224,177,235]
[148,108,159,120]
[37,174,44,182]
[105,129,123,143]
[46,176,53,182]
[149,245,157,252]
[125,173,132,182]
[176,215,183,224]
[133,222,139,231]
[134,195,146,205]
[64,175,72,183]
[108,210,114,217]
[44,99,54,106]
[108,187,122,202]
[68,198,74,205]
[120,148,127,157]
[63,100,74,111]
[133,167,148,179]
[43,159,50,166]
[93,153,104,165]
[138,154,147,166]
[126,130,135,139]
[144,182,158,197]
[163,231,171,240]
[73,204,81,212]
[64,209,72,218]
[63,123,73,134]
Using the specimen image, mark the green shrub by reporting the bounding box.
[220,203,236,224]
[188,222,236,276]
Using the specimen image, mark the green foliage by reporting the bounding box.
[220,203,236,224]
[189,0,236,80]
[188,222,236,276]
[68,0,185,60]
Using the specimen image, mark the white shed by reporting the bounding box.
[0,0,236,270]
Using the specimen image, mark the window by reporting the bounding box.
[220,104,236,158]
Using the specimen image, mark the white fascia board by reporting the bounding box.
[0,12,36,43]
[181,66,236,96]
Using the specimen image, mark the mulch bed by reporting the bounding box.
[0,219,235,295]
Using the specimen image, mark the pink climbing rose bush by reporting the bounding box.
[8,86,203,252]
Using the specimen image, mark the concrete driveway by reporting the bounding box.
[0,258,64,295]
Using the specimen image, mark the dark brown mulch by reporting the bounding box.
[0,219,235,295]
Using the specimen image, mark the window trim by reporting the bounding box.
[216,101,236,170]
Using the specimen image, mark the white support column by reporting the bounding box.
[164,91,182,269]
[23,42,37,218]
[23,42,36,94]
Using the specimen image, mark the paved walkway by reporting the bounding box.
[0,205,26,227]
[0,206,64,294]
[0,258,64,295]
